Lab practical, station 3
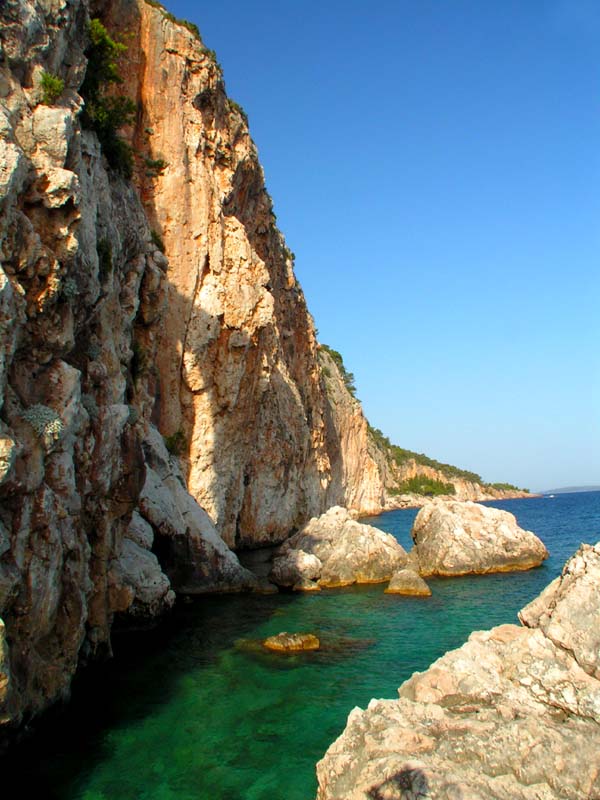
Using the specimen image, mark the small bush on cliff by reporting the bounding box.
[40,71,64,104]
[164,429,186,456]
[144,156,169,177]
[143,0,201,39]
[228,99,248,126]
[80,19,136,177]
[319,344,357,397]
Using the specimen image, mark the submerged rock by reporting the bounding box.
[263,632,320,652]
[384,569,431,596]
[316,542,600,800]
[270,506,407,589]
[412,499,548,576]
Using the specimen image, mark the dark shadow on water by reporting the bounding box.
[0,591,298,797]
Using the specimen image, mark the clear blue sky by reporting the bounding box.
[165,0,599,491]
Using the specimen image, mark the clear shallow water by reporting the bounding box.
[4,492,600,799]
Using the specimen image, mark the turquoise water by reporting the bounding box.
[5,492,600,799]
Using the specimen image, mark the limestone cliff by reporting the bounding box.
[0,0,397,734]
[0,0,530,739]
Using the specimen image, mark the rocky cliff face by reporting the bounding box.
[0,0,531,738]
[0,0,251,736]
[0,0,397,735]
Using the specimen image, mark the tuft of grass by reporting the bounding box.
[40,71,64,104]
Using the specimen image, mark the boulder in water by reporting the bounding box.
[412,499,548,576]
[384,569,431,596]
[270,506,407,589]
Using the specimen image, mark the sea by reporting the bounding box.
[3,491,599,799]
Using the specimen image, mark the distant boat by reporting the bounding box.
[549,494,555,498]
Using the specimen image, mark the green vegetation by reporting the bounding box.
[389,446,482,483]
[144,156,169,177]
[367,423,526,492]
[40,71,64,104]
[490,482,528,493]
[319,344,356,397]
[143,0,201,39]
[367,424,483,482]
[150,229,165,253]
[80,19,136,177]
[228,99,248,125]
[164,429,186,456]
[390,476,456,497]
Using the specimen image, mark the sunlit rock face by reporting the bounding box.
[104,0,391,547]
[412,499,548,576]
[316,542,600,800]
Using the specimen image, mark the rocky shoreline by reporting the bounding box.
[316,542,600,800]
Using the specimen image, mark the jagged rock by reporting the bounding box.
[127,510,154,550]
[0,619,10,723]
[384,569,431,596]
[519,542,600,679]
[109,538,175,620]
[0,436,15,486]
[270,549,322,587]
[316,542,600,800]
[263,632,320,652]
[272,506,407,589]
[412,499,548,576]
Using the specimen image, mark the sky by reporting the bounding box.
[165,0,599,491]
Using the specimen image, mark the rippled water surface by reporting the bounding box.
[6,492,600,799]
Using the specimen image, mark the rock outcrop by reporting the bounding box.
[384,569,431,596]
[271,506,408,589]
[412,499,548,576]
[316,542,600,800]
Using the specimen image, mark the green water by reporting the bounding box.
[5,494,600,799]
